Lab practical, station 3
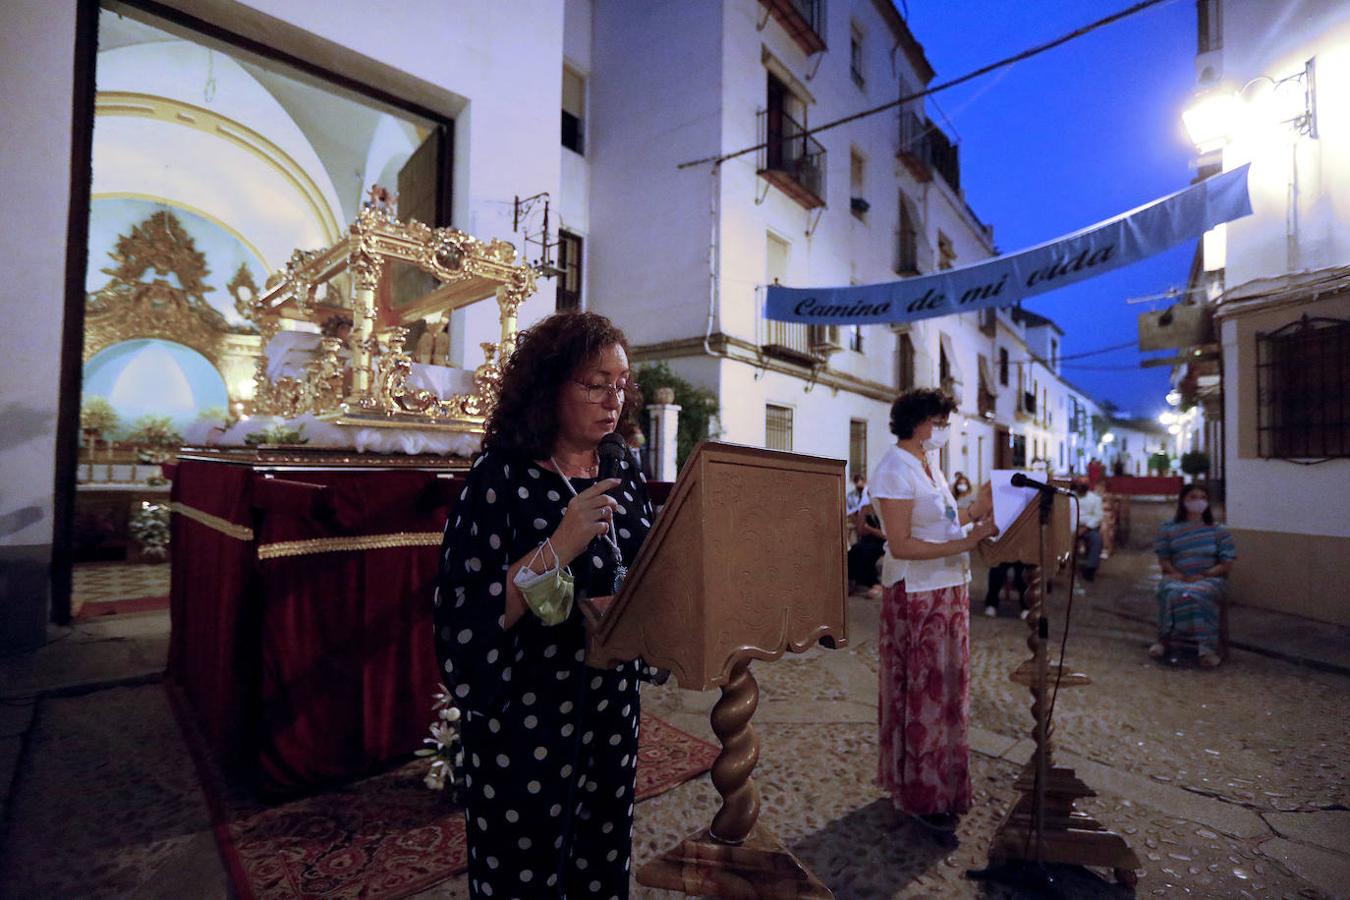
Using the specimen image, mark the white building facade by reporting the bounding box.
[583,0,1003,485]
[1180,0,1350,624]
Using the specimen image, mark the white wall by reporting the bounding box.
[1218,0,1350,287]
[0,0,79,647]
[586,0,724,346]
[1219,312,1350,538]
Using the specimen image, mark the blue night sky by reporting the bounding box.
[905,0,1197,416]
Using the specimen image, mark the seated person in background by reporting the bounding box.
[1152,484,1237,668]
[1076,481,1105,582]
[847,473,869,517]
[951,471,973,510]
[983,562,1029,619]
[846,473,869,546]
[849,497,886,600]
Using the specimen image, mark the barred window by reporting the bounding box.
[897,333,916,390]
[849,419,868,480]
[1257,315,1350,459]
[556,230,583,311]
[766,404,794,452]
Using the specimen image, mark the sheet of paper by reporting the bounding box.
[989,470,1038,542]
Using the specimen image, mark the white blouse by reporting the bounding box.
[868,445,971,592]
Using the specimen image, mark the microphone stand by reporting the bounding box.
[968,481,1140,894]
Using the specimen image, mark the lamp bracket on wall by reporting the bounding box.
[513,192,563,278]
[803,51,825,82]
[805,207,824,238]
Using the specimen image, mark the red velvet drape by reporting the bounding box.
[168,458,463,792]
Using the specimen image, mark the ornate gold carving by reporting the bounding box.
[257,530,442,560]
[245,208,535,433]
[83,209,258,401]
[170,501,255,540]
[228,264,259,323]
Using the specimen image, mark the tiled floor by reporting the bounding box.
[72,563,170,616]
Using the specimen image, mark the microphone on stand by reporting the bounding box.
[1010,472,1074,496]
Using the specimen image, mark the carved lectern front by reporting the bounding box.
[587,442,846,898]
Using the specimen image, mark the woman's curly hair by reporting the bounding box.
[889,387,957,439]
[483,311,643,459]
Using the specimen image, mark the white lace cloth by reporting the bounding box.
[185,413,481,457]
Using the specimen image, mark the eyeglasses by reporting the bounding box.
[573,379,633,404]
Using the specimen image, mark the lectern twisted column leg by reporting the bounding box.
[636,658,832,898]
[710,659,761,843]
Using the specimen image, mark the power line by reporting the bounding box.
[1008,338,1138,369]
[678,0,1173,171]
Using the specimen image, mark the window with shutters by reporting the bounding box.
[766,404,794,451]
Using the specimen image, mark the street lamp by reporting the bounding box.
[1182,59,1318,152]
[1158,411,1178,426]
[1165,390,1181,407]
[1182,90,1243,152]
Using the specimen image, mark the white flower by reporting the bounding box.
[424,771,445,790]
[444,706,461,722]
[429,722,458,747]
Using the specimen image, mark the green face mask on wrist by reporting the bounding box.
[513,540,574,626]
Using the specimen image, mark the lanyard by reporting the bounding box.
[550,458,625,568]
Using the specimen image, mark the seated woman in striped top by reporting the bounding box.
[1151,483,1237,668]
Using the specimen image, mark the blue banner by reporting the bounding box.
[765,164,1252,325]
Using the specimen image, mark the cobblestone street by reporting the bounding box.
[634,530,1350,899]
[2,509,1348,898]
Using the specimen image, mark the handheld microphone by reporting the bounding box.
[1010,472,1074,496]
[597,432,628,486]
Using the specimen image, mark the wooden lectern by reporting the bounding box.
[587,442,846,898]
[975,485,1140,888]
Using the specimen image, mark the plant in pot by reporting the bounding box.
[1180,450,1210,478]
[1147,451,1172,474]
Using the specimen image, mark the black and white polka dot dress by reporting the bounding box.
[434,449,656,899]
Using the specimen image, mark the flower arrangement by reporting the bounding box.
[129,501,170,561]
[416,686,465,799]
[244,423,308,446]
[80,396,120,438]
[127,415,183,449]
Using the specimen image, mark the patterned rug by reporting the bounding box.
[73,594,170,620]
[173,689,719,900]
[72,562,170,617]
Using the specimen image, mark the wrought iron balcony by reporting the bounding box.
[758,0,827,55]
[897,111,961,192]
[758,109,827,210]
[761,318,819,365]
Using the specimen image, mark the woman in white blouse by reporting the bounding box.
[869,388,996,836]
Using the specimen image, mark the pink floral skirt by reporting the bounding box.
[877,580,972,815]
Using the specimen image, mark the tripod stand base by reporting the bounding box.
[986,762,1140,885]
[637,824,832,899]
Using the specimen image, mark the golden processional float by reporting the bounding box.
[239,204,537,440]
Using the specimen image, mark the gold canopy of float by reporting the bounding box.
[242,204,537,433]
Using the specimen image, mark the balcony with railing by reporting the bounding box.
[760,317,838,365]
[758,109,827,210]
[897,110,960,192]
[758,0,827,55]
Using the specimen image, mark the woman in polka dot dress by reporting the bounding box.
[435,312,657,898]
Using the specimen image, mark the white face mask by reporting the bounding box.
[922,426,951,451]
[1184,498,1209,514]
